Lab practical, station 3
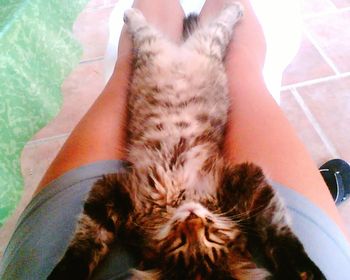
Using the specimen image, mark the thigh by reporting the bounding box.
[200,0,349,238]
[35,0,185,194]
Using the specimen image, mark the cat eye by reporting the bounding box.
[204,227,225,245]
[211,247,218,260]
[181,232,187,243]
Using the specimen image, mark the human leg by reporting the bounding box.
[35,0,185,194]
[200,0,349,237]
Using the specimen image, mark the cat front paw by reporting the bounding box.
[123,8,147,33]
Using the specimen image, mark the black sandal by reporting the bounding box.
[319,159,350,205]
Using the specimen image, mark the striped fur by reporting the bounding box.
[48,3,324,280]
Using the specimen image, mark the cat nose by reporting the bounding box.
[183,212,204,242]
[186,211,199,221]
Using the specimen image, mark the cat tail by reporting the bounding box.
[182,13,199,40]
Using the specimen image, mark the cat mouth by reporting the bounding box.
[165,214,225,255]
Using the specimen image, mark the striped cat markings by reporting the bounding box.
[48,3,325,280]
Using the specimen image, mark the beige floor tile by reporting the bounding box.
[297,76,350,161]
[73,6,114,61]
[282,35,335,86]
[0,137,67,259]
[330,0,350,8]
[305,10,350,73]
[301,0,337,16]
[280,90,332,165]
[85,0,118,9]
[33,60,105,140]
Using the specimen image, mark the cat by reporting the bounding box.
[48,2,325,280]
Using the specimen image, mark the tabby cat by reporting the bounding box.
[48,2,325,279]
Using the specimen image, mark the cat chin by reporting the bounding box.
[233,267,271,280]
[129,268,161,280]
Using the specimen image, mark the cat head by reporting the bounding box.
[116,162,269,279]
[139,201,268,279]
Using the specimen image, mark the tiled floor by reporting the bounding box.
[280,0,350,234]
[1,0,350,259]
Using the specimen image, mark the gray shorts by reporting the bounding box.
[0,160,350,280]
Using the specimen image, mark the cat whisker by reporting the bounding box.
[216,202,271,220]
[131,221,163,231]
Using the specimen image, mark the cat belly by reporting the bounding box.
[127,51,229,162]
[126,46,229,202]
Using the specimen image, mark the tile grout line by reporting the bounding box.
[291,88,340,158]
[79,56,104,64]
[84,3,116,12]
[324,0,339,9]
[27,133,70,147]
[303,28,340,76]
[281,72,350,91]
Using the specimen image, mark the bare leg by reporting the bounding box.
[35,0,185,194]
[200,0,349,237]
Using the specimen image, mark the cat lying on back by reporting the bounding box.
[48,2,325,279]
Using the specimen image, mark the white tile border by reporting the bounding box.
[80,56,104,64]
[291,88,340,158]
[303,28,340,75]
[325,0,339,9]
[27,133,70,147]
[304,6,350,19]
[282,6,350,90]
[281,71,350,90]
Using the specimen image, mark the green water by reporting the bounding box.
[0,0,89,225]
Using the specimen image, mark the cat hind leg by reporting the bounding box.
[184,2,244,61]
[123,8,170,53]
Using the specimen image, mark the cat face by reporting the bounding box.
[142,201,266,279]
[156,201,239,257]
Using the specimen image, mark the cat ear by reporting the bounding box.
[220,163,325,278]
[84,171,135,224]
[48,171,135,280]
[218,162,269,215]
[129,268,161,280]
[221,162,266,191]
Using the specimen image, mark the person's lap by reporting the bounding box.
[1,160,349,279]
